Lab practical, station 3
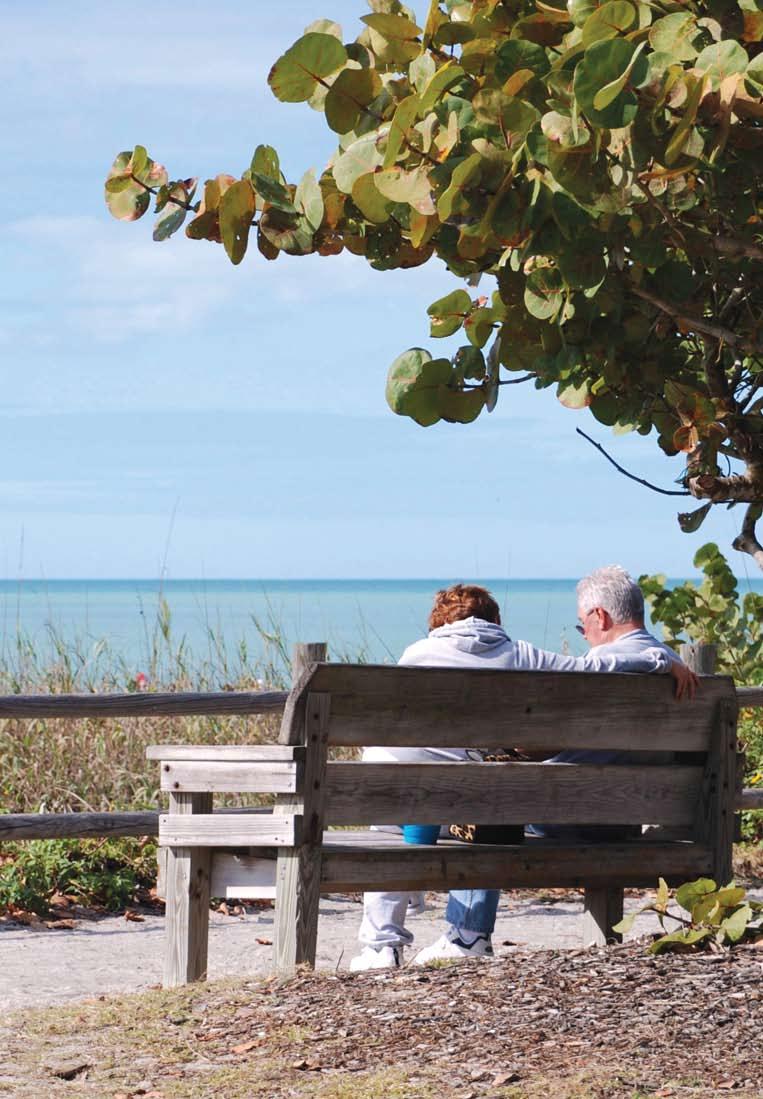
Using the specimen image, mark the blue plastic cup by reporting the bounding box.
[402,824,440,845]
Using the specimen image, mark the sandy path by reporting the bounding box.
[1,891,678,1012]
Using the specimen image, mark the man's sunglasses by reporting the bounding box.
[575,608,598,635]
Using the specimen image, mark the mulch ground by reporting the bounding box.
[210,942,763,1096]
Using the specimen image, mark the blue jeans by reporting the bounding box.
[445,889,500,935]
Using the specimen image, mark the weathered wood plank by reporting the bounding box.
[0,690,288,719]
[163,792,212,988]
[159,814,299,847]
[0,811,157,841]
[737,686,763,708]
[322,762,703,826]
[317,839,715,892]
[299,665,733,751]
[160,761,298,794]
[147,744,303,761]
[582,887,624,946]
[693,698,738,886]
[275,691,330,972]
[208,840,712,897]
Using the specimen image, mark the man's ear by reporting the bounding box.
[597,607,613,630]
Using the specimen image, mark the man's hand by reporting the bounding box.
[670,660,699,701]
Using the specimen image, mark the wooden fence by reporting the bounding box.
[1,642,762,843]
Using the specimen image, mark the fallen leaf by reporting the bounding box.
[292,1059,308,1070]
[124,909,145,923]
[493,1071,521,1086]
[232,1039,259,1054]
[256,937,272,945]
[47,919,77,930]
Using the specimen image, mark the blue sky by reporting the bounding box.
[0,0,751,579]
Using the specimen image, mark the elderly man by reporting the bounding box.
[350,568,695,972]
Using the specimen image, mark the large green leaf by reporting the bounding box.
[219,180,255,264]
[557,379,591,408]
[649,928,712,954]
[334,130,386,194]
[495,40,550,82]
[153,179,196,241]
[294,169,324,231]
[419,62,465,113]
[385,348,452,426]
[648,13,704,61]
[324,68,383,134]
[525,266,564,320]
[268,33,348,103]
[436,153,482,221]
[675,878,717,913]
[250,145,280,182]
[105,149,167,222]
[383,95,421,169]
[677,503,713,533]
[453,345,486,382]
[361,13,422,39]
[573,39,648,127]
[720,904,753,943]
[374,167,435,215]
[439,387,485,423]
[428,288,472,337]
[581,0,637,46]
[250,172,296,213]
[259,207,315,256]
[695,40,749,90]
[593,42,646,110]
[351,173,393,223]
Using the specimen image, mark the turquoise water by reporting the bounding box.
[0,577,761,672]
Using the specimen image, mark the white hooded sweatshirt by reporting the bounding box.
[363,617,675,766]
[398,617,674,674]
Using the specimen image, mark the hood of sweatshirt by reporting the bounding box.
[428,616,511,654]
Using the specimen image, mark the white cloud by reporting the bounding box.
[1,11,273,94]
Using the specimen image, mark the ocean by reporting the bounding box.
[0,577,760,676]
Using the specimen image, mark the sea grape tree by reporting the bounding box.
[106,0,763,566]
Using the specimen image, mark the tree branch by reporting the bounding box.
[629,284,763,355]
[732,503,763,571]
[498,374,533,386]
[576,428,691,497]
[711,235,763,263]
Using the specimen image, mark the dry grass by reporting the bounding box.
[0,615,292,814]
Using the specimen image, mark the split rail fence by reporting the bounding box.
[1,642,762,845]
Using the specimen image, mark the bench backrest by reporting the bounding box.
[281,664,735,751]
[278,664,738,855]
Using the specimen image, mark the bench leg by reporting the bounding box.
[582,887,623,947]
[274,848,322,973]
[162,792,212,988]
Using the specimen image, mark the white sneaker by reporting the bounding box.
[349,945,404,972]
[406,892,427,916]
[413,927,493,965]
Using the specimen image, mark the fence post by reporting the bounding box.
[274,641,328,973]
[291,642,328,680]
[679,642,717,675]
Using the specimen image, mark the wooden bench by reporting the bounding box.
[148,663,739,986]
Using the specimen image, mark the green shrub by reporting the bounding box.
[615,877,763,953]
[640,543,763,842]
[0,837,157,916]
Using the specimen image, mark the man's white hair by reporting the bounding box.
[577,565,644,624]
